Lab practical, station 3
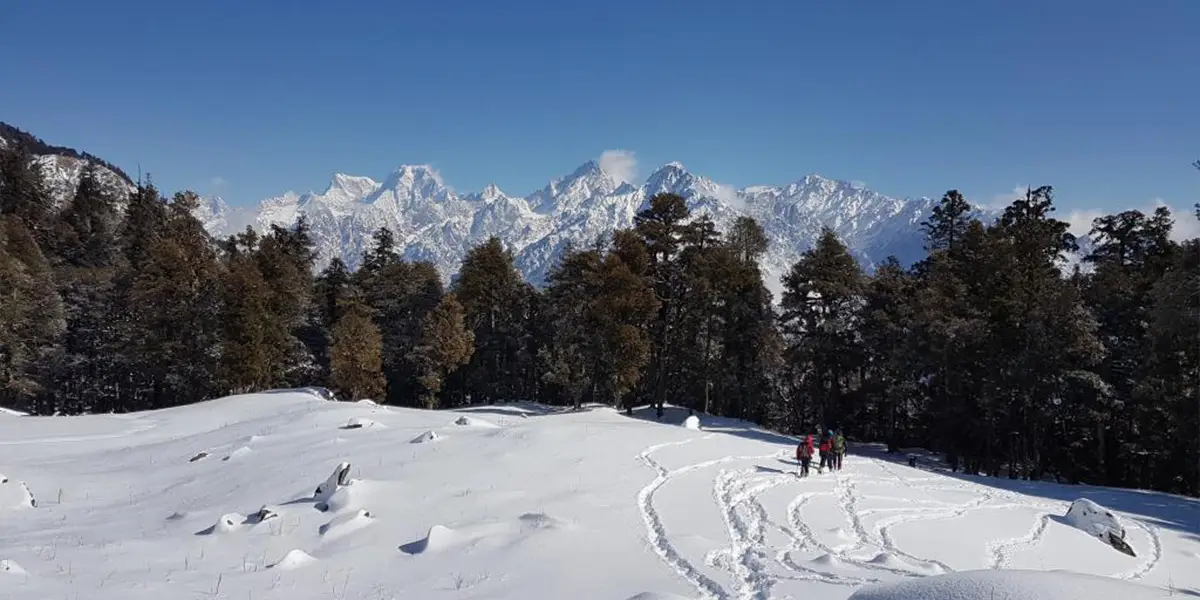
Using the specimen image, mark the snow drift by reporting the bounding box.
[848,569,1172,600]
[0,392,1195,600]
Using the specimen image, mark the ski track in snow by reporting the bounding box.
[636,436,730,600]
[637,445,1172,598]
[988,511,1054,570]
[1115,518,1163,581]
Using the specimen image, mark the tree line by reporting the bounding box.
[1,140,1196,496]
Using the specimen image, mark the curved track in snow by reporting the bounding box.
[636,438,1168,598]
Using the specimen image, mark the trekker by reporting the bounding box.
[818,430,833,472]
[832,430,846,471]
[796,435,814,477]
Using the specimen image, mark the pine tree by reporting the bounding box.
[452,237,533,404]
[0,144,54,244]
[858,256,919,450]
[633,193,691,417]
[47,163,124,413]
[0,215,65,413]
[540,246,603,408]
[253,217,318,386]
[217,249,282,393]
[329,295,386,402]
[126,191,222,408]
[921,190,972,252]
[780,227,864,431]
[409,293,474,409]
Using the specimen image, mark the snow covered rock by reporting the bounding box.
[341,416,383,430]
[0,559,27,575]
[411,430,443,444]
[269,549,316,570]
[1064,498,1136,556]
[848,569,1168,600]
[453,415,498,428]
[314,462,352,503]
[683,415,701,430]
[222,446,252,461]
[197,512,246,535]
[0,474,35,509]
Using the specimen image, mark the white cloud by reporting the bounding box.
[598,149,638,184]
[986,185,1029,209]
[1064,199,1200,242]
[713,183,745,210]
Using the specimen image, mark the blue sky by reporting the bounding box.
[1,0,1196,222]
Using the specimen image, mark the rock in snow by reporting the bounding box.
[1064,498,1137,556]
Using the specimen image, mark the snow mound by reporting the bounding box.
[683,415,701,430]
[848,569,1171,600]
[0,475,35,509]
[517,511,567,530]
[624,593,693,600]
[323,481,368,513]
[341,416,383,430]
[400,524,459,555]
[319,509,374,539]
[453,415,499,428]
[222,446,252,461]
[411,430,443,444]
[269,549,316,571]
[401,513,567,556]
[1064,498,1136,556]
[197,512,245,535]
[355,399,378,407]
[0,559,27,575]
[811,552,841,566]
[868,552,907,568]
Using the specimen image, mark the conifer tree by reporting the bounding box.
[452,237,533,404]
[0,144,54,244]
[48,163,123,413]
[126,191,222,408]
[409,293,474,409]
[780,227,864,431]
[329,295,386,402]
[0,215,64,413]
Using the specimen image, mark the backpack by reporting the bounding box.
[833,434,845,452]
[797,444,812,460]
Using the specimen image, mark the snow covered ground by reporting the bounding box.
[0,391,1196,599]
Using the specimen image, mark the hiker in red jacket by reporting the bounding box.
[818,431,833,472]
[796,435,814,477]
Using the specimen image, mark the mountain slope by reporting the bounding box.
[0,391,1193,599]
[0,122,136,208]
[205,161,991,292]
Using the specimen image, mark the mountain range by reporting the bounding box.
[197,161,991,295]
[2,122,996,295]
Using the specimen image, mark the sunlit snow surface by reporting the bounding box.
[1,392,1196,599]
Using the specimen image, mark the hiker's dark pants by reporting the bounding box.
[835,451,843,470]
[800,458,811,477]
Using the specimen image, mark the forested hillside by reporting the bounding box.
[1,136,1196,496]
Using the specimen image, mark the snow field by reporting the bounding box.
[0,393,1195,599]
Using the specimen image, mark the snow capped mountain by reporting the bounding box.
[0,123,137,209]
[199,160,982,293]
